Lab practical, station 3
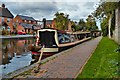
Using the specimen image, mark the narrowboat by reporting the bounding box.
[28,28,91,54]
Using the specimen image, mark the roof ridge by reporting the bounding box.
[18,14,35,21]
[0,7,14,18]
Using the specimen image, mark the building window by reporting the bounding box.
[7,26,11,31]
[16,20,18,22]
[2,17,4,22]
[1,26,5,30]
[7,18,10,22]
[34,21,36,24]
[29,20,31,23]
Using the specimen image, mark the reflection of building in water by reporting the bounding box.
[2,39,35,65]
[2,42,14,65]
[16,40,26,55]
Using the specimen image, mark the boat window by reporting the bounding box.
[39,31,57,48]
[58,33,71,44]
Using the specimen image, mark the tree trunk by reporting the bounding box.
[108,14,112,38]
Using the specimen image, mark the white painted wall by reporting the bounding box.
[114,7,120,44]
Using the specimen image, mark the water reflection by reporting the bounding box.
[1,38,55,76]
[2,38,36,65]
[1,38,36,75]
[30,53,54,65]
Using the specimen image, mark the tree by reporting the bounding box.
[78,19,86,31]
[54,12,69,30]
[86,15,98,31]
[71,25,80,32]
[101,17,109,36]
[93,2,119,37]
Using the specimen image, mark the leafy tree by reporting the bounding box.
[78,19,86,31]
[71,25,80,32]
[86,15,98,31]
[93,2,119,37]
[101,17,109,36]
[54,12,69,30]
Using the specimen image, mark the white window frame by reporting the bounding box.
[16,20,18,22]
[2,17,4,22]
[7,18,10,22]
[29,20,31,23]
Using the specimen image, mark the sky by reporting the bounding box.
[0,0,102,29]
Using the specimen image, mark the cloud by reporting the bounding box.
[1,1,98,22]
[1,0,102,29]
[55,2,97,21]
[1,0,101,2]
[4,2,58,20]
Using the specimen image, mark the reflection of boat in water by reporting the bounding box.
[2,38,36,65]
[29,28,91,54]
[30,52,53,65]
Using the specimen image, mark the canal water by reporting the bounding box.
[0,38,53,76]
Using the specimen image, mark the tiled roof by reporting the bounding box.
[0,7,14,18]
[18,15,35,21]
[20,23,40,29]
[20,23,33,29]
[46,20,53,24]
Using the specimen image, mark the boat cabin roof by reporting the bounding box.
[39,28,90,34]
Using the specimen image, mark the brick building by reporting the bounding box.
[14,15,41,34]
[0,4,14,34]
[46,19,55,28]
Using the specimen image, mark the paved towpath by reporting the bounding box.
[16,37,102,78]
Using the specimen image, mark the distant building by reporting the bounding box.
[0,4,14,33]
[14,15,41,34]
[46,19,55,28]
[37,20,44,28]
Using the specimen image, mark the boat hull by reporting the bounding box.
[37,47,59,53]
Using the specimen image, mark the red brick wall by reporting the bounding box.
[1,17,13,32]
[0,17,2,24]
[14,16,25,32]
[14,15,23,23]
[17,25,25,32]
[52,20,56,28]
[14,15,37,34]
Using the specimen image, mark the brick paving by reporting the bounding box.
[18,37,102,78]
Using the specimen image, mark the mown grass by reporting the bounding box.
[76,37,119,79]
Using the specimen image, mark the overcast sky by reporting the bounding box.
[0,0,101,29]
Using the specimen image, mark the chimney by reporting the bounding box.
[42,18,46,29]
[2,4,5,8]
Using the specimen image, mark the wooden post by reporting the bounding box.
[32,45,44,73]
[37,45,44,64]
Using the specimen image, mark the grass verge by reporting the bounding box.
[76,37,119,79]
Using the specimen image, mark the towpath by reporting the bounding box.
[10,36,102,79]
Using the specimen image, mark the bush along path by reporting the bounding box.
[77,37,119,79]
